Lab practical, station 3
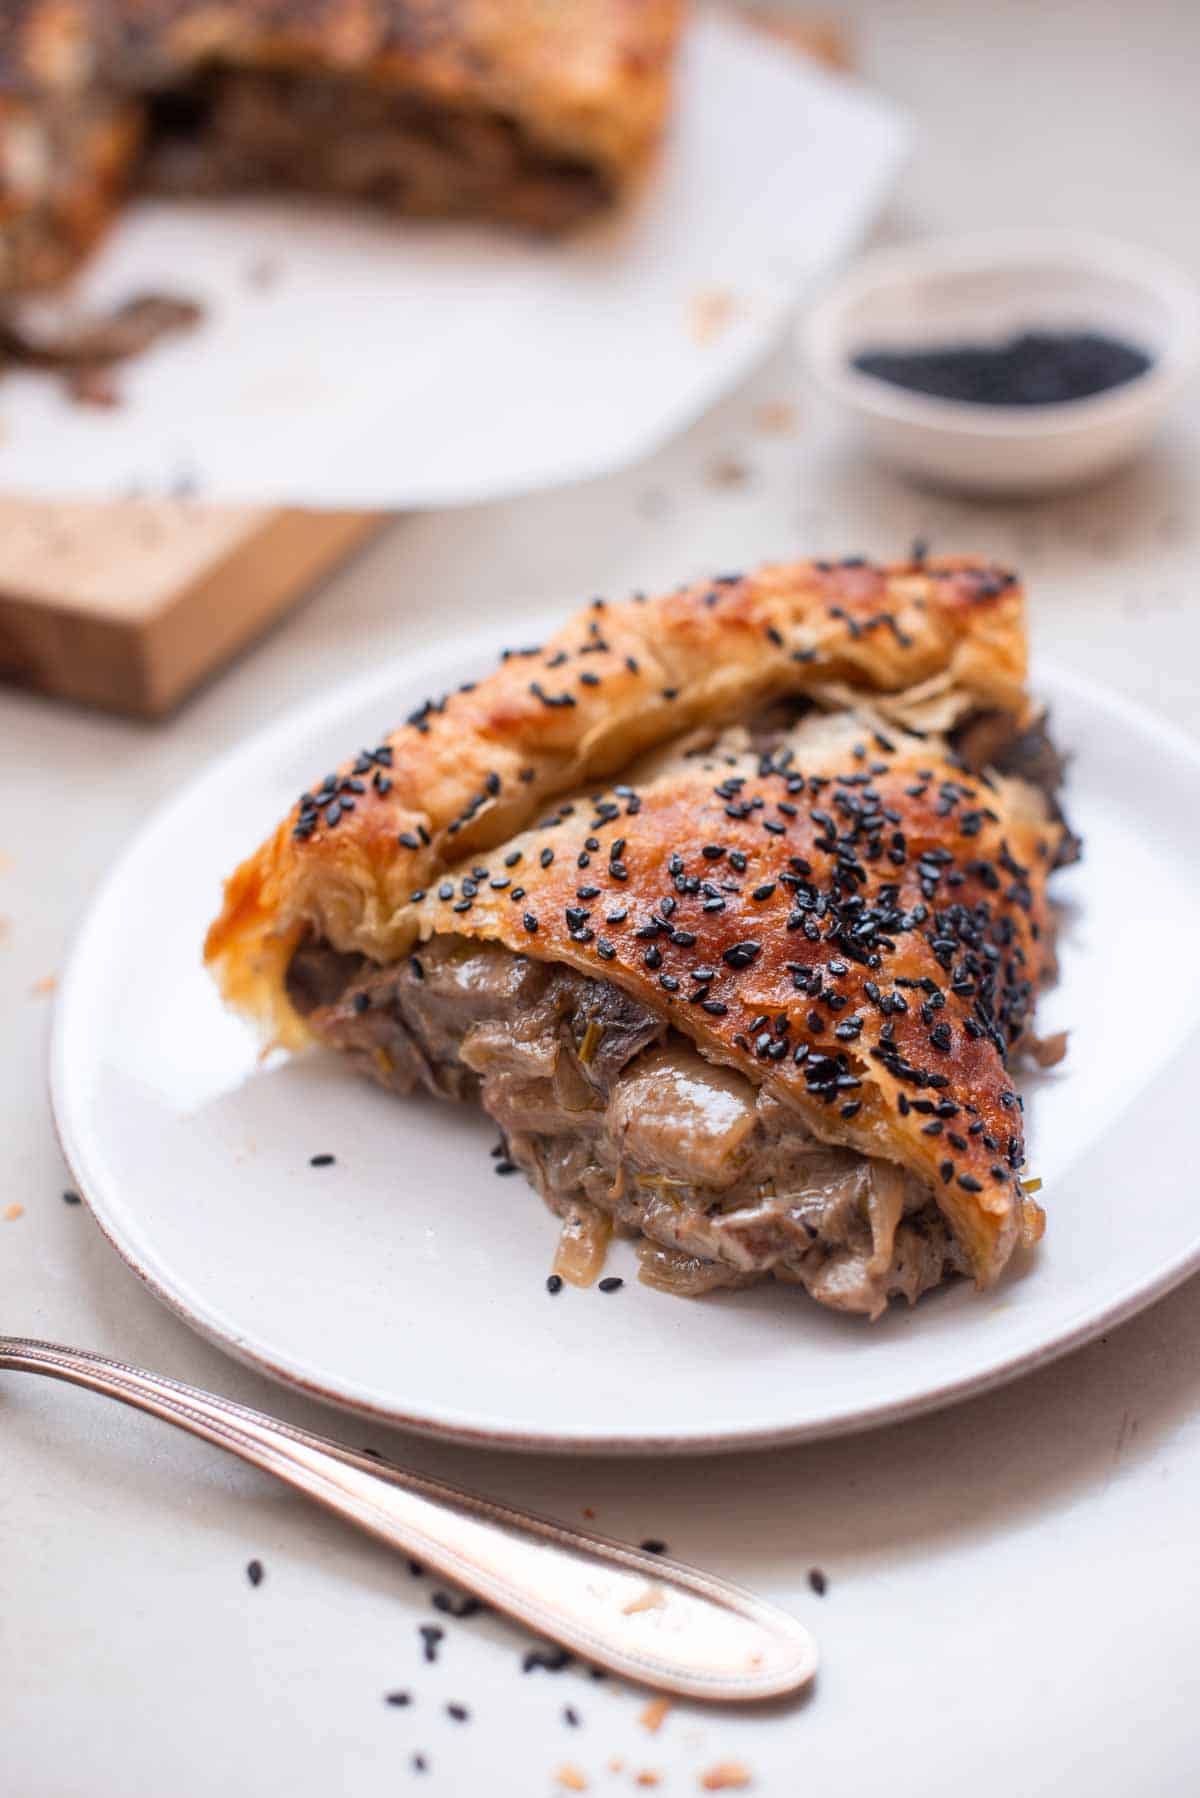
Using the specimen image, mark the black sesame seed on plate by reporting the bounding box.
[563,1706,581,1728]
[385,1691,411,1707]
[309,1153,335,1168]
[808,1567,828,1596]
[419,1624,444,1663]
[446,1704,469,1723]
[547,1274,564,1294]
[598,1277,624,1293]
[246,1559,264,1587]
[62,1190,82,1206]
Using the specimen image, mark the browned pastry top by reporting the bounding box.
[205,555,1031,1041]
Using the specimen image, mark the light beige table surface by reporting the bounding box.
[5,3,1200,1792]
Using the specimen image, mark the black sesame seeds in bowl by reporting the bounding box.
[803,229,1200,496]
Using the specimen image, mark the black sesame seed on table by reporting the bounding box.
[62,1190,82,1205]
[432,1592,484,1619]
[640,1539,668,1555]
[246,1559,264,1587]
[523,1644,572,1674]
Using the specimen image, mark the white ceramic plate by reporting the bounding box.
[51,630,1200,1453]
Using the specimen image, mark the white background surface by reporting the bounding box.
[5,1,1200,1792]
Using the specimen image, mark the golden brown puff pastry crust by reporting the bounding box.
[407,712,1060,1285]
[205,556,1031,1043]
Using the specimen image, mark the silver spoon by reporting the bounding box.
[0,1336,816,1702]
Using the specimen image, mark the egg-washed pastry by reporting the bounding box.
[0,0,684,291]
[207,555,1077,1318]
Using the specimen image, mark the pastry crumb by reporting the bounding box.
[699,1764,752,1791]
[706,457,751,488]
[623,1585,665,1616]
[4,1202,25,1222]
[30,974,57,996]
[635,1774,661,1788]
[689,288,739,344]
[607,1758,624,1774]
[555,1766,588,1791]
[754,400,797,435]
[639,1697,672,1734]
[582,1506,596,1519]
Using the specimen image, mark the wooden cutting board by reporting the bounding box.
[0,500,381,717]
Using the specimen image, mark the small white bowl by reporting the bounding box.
[803,230,1200,496]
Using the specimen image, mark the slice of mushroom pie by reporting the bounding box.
[207,557,1074,1317]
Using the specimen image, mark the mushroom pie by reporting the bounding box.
[207,556,1078,1318]
[0,0,684,291]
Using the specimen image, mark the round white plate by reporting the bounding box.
[51,632,1200,1454]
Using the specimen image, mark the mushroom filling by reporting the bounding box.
[286,934,968,1318]
[140,66,610,230]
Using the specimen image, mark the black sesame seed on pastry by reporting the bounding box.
[207,554,1071,1319]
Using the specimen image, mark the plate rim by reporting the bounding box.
[49,641,1200,1456]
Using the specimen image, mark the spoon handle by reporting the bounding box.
[0,1336,816,1702]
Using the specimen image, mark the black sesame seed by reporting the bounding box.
[523,1645,572,1674]
[246,1559,264,1587]
[61,1190,82,1206]
[598,1277,623,1294]
[546,1274,563,1294]
[640,1539,668,1555]
[808,1568,828,1596]
[523,914,539,934]
[309,1153,335,1168]
[446,1704,469,1722]
[385,1691,412,1707]
[419,1625,444,1663]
